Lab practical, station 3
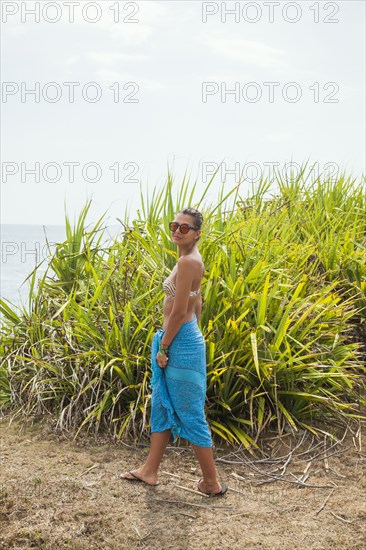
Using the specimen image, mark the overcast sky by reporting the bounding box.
[2,0,365,225]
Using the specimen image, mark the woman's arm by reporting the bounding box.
[160,257,195,347]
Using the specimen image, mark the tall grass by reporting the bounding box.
[1,165,365,448]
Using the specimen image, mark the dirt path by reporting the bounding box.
[0,416,365,549]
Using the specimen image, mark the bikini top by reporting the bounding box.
[162,268,201,300]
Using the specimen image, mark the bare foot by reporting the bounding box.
[120,467,159,486]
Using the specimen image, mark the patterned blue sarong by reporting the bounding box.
[149,313,213,448]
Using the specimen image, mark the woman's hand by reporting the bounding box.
[156,350,168,369]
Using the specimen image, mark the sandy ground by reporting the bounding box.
[0,416,365,550]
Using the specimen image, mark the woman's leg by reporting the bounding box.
[192,444,223,493]
[143,430,172,473]
[120,429,171,485]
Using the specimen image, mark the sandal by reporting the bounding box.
[120,470,159,487]
[195,478,228,497]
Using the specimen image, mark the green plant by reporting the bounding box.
[1,164,365,448]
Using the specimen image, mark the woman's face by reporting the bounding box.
[171,213,200,244]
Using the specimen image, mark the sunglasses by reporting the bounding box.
[168,222,198,234]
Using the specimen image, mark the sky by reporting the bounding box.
[1,0,365,226]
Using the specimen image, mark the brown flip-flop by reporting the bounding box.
[120,470,159,486]
[195,478,228,497]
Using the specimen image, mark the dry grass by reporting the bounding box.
[0,415,365,550]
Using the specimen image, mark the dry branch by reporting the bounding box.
[330,511,354,524]
[314,488,336,516]
[151,497,232,510]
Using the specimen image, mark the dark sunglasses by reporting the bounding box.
[168,222,198,234]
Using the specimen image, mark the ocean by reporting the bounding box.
[0,224,123,315]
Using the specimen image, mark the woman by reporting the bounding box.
[120,207,228,497]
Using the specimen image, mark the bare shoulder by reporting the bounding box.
[178,255,204,275]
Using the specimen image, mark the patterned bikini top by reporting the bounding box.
[162,269,201,300]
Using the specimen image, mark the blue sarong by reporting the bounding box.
[149,314,213,448]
